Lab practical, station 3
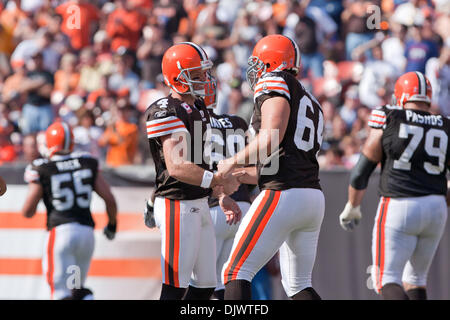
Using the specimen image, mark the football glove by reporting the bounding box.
[103,222,116,240]
[144,199,156,229]
[339,202,362,231]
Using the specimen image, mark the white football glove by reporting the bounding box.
[339,202,362,231]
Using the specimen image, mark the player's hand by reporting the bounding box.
[339,202,362,231]
[232,169,247,183]
[217,158,237,179]
[144,199,156,229]
[212,185,224,198]
[0,176,6,196]
[219,195,242,225]
[103,222,116,240]
[220,173,241,195]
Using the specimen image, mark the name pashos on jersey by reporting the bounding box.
[405,110,445,127]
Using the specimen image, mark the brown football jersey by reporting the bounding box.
[146,94,212,200]
[368,105,450,197]
[206,110,252,207]
[251,71,324,191]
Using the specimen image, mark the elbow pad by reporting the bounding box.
[350,154,377,190]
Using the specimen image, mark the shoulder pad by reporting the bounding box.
[146,97,174,120]
[24,162,43,183]
[368,107,387,129]
[146,110,188,139]
[384,104,402,110]
[254,72,290,102]
[70,151,95,160]
[31,158,48,167]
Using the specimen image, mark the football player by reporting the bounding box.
[217,34,325,300]
[21,121,118,300]
[145,42,240,300]
[203,80,253,300]
[339,71,450,299]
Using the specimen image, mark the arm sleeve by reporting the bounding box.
[350,154,378,190]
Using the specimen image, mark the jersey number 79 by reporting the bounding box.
[393,124,448,175]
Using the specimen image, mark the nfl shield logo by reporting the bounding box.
[181,103,192,114]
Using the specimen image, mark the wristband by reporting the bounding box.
[201,170,214,188]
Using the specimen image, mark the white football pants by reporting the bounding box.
[210,201,251,291]
[154,196,216,289]
[221,188,325,297]
[42,222,95,300]
[371,195,447,293]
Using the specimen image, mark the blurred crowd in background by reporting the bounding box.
[0,0,448,170]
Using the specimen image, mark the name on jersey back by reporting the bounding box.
[210,117,233,129]
[406,110,444,127]
[56,159,82,171]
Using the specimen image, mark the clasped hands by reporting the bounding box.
[211,157,248,226]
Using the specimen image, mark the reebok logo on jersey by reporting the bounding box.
[190,207,200,213]
[154,110,167,118]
